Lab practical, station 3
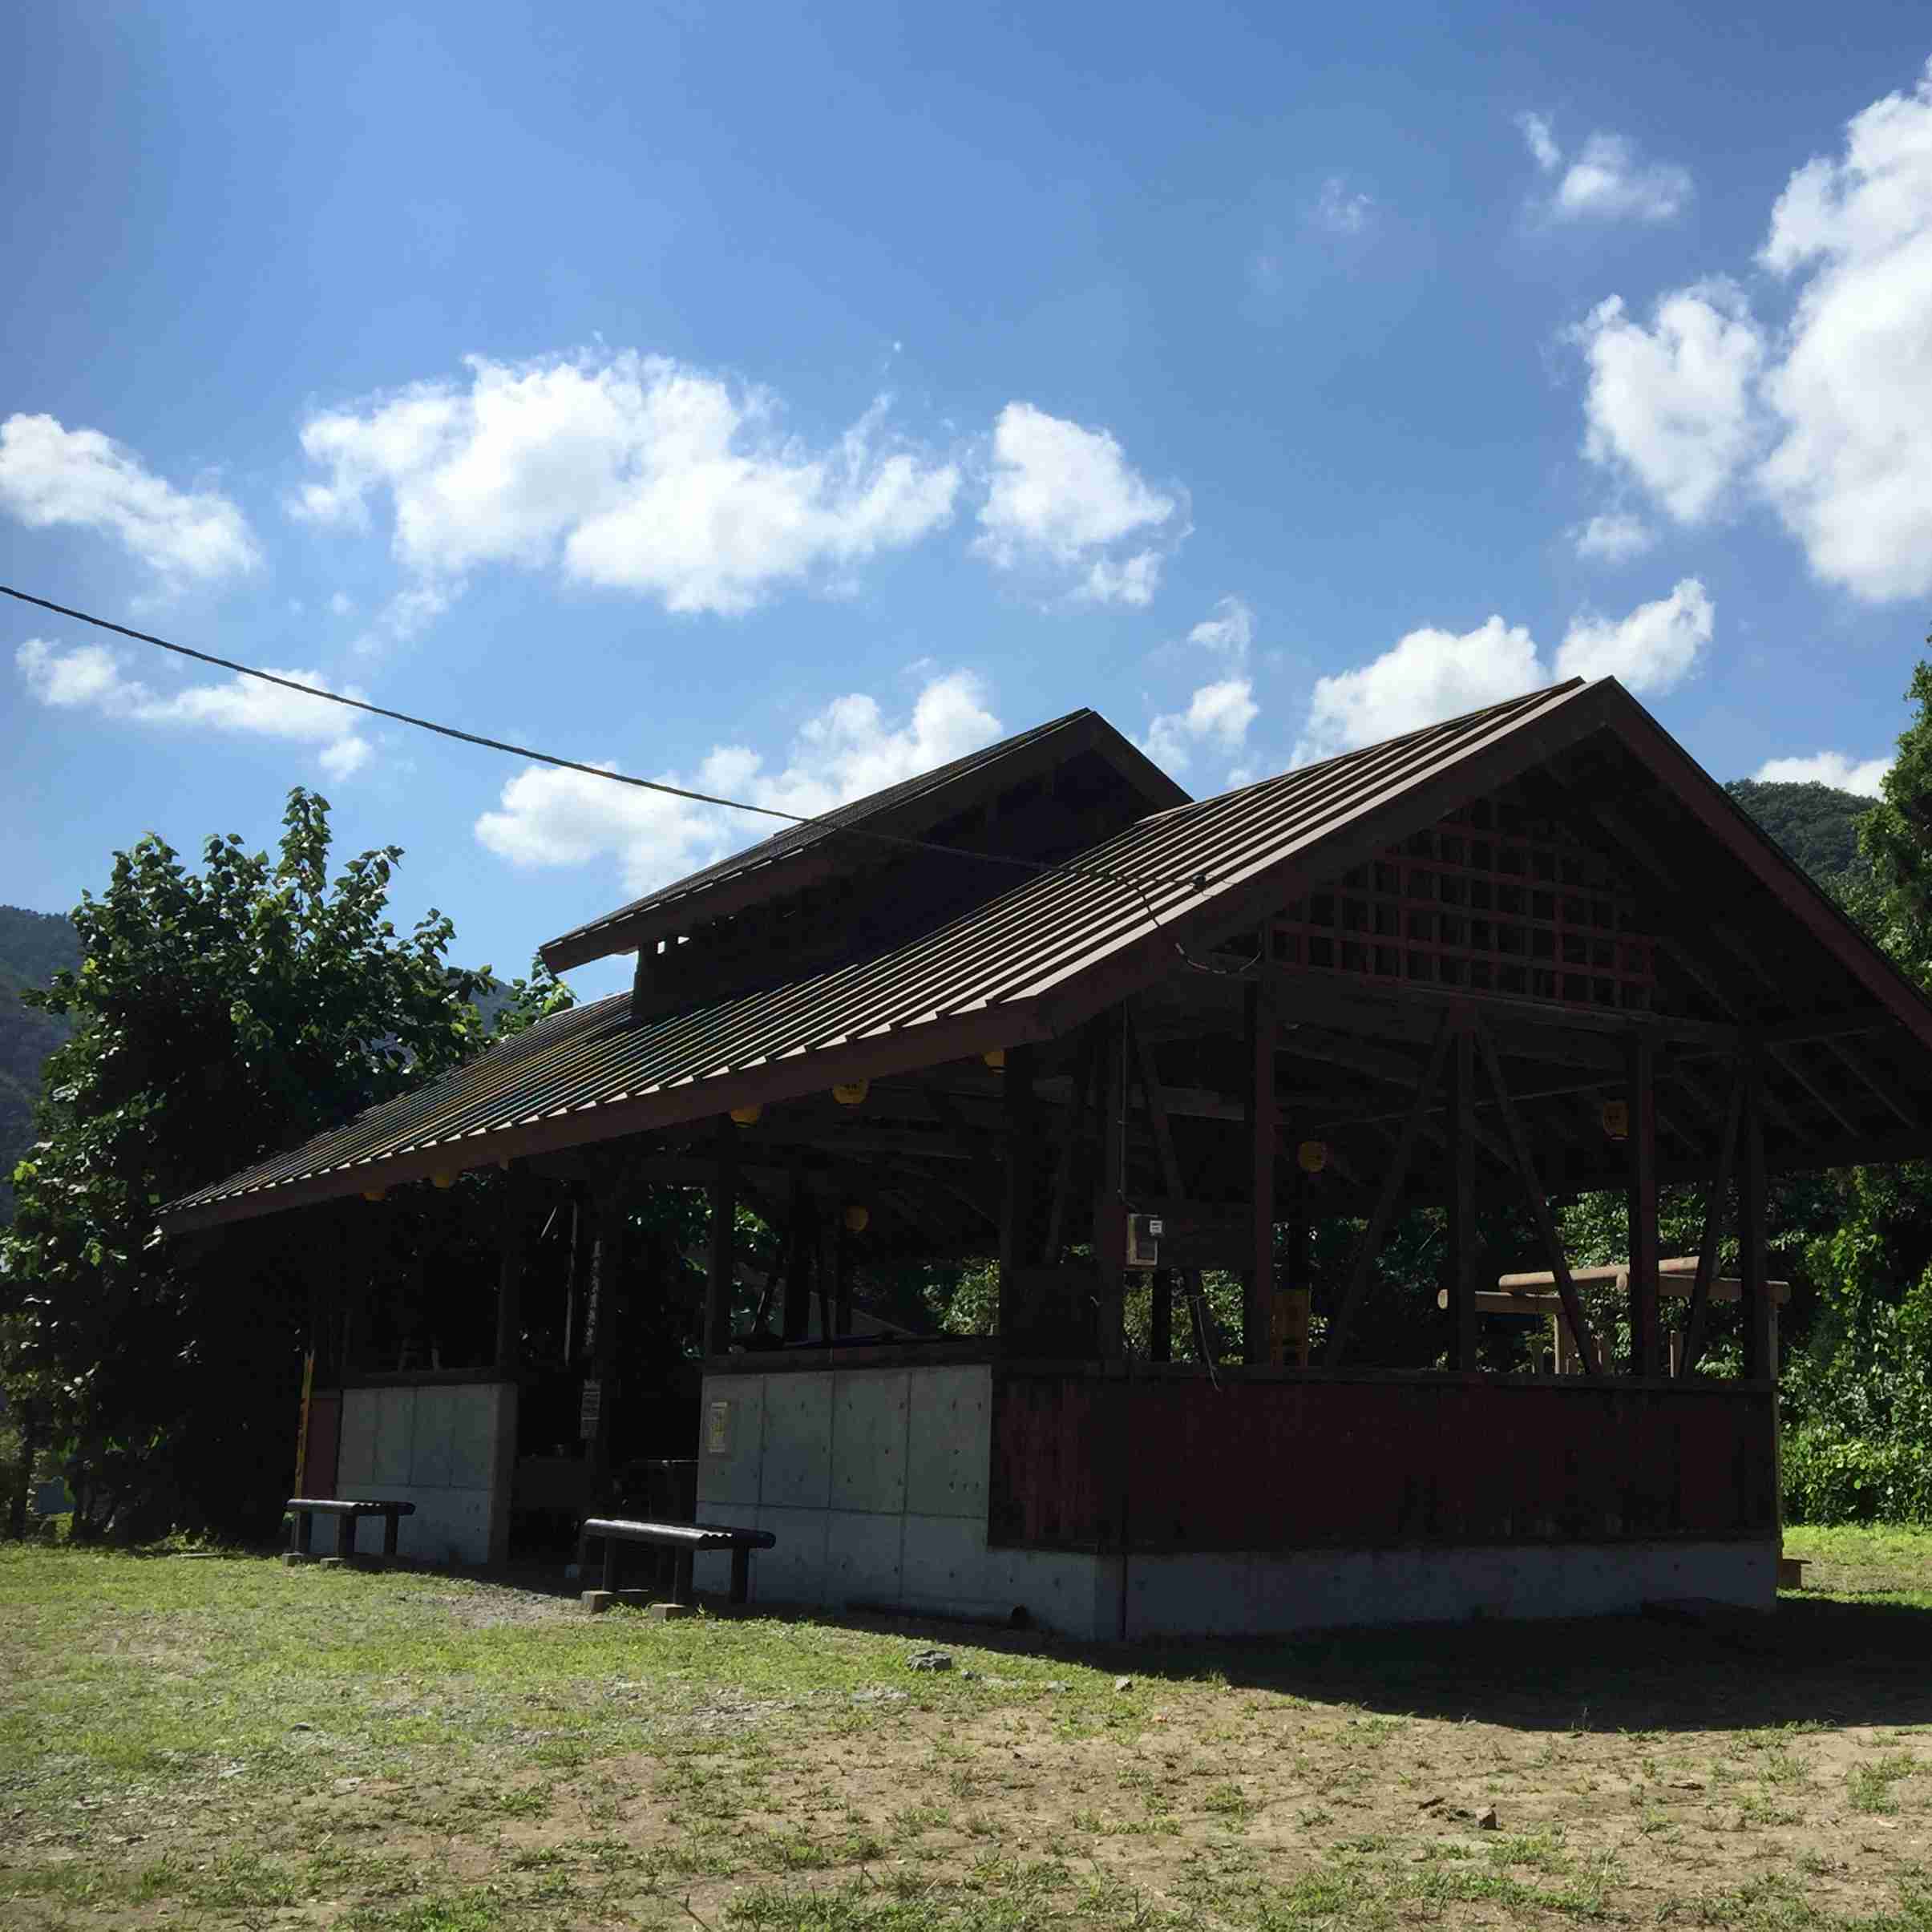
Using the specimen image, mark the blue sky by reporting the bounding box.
[6,4,1932,999]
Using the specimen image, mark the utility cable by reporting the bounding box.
[0,584,1215,899]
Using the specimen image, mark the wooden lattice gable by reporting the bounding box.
[1269,793,1657,1015]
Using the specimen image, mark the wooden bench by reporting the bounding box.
[287,1497,415,1562]
[580,1516,774,1607]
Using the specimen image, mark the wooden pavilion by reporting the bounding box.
[163,680,1932,1635]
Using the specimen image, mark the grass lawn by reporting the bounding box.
[2,1527,1930,1930]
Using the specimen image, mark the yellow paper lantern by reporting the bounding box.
[1601,1100,1630,1142]
[843,1202,871,1234]
[430,1169,457,1190]
[362,1187,386,1203]
[983,1047,1006,1070]
[832,1077,870,1107]
[730,1103,762,1126]
[1296,1140,1329,1174]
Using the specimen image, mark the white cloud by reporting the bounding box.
[974,402,1184,605]
[1518,111,1562,175]
[1554,132,1692,223]
[475,671,1001,894]
[0,414,261,587]
[1568,59,1932,603]
[1141,677,1257,778]
[1295,580,1710,762]
[1571,284,1765,523]
[15,637,373,777]
[1188,595,1255,658]
[1551,577,1712,689]
[1312,176,1375,236]
[1753,750,1890,796]
[1297,616,1543,764]
[293,350,960,624]
[1572,511,1655,561]
[329,590,355,616]
[1517,115,1692,222]
[1755,58,1932,600]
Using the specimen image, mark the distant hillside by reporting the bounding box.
[0,906,82,1224]
[1724,778,1872,884]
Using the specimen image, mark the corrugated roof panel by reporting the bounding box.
[165,681,1621,1227]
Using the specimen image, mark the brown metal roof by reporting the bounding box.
[162,675,1932,1232]
[538,706,1187,972]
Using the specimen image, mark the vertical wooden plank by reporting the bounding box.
[493,1167,526,1375]
[703,1117,738,1358]
[1447,1021,1477,1371]
[586,1182,622,1506]
[1740,1054,1774,1384]
[1246,980,1279,1366]
[996,1041,1038,1341]
[1093,1008,1126,1360]
[1626,1034,1661,1379]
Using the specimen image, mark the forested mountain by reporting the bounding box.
[1724,778,1871,883]
[0,907,81,1224]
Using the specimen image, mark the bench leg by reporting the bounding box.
[730,1546,750,1606]
[383,1510,400,1559]
[672,1550,694,1607]
[601,1534,620,1595]
[297,1511,313,1556]
[337,1512,357,1561]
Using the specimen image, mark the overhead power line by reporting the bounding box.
[0,583,1213,899]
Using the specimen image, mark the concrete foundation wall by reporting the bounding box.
[336,1380,516,1565]
[695,1364,1776,1637]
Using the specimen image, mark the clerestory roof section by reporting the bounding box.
[539,706,1189,972]
[161,676,1932,1233]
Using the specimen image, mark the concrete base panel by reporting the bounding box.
[336,1381,517,1566]
[1125,1539,1779,1636]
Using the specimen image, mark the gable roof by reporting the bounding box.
[162,677,1932,1232]
[540,705,1188,972]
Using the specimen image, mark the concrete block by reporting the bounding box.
[317,1556,349,1570]
[1132,1553,1255,1638]
[581,1590,614,1614]
[760,1373,833,1510]
[450,1384,503,1490]
[827,1509,904,1605]
[753,1505,831,1606]
[697,1376,766,1510]
[905,1365,990,1518]
[281,1550,314,1568]
[337,1390,378,1487]
[830,1369,908,1513]
[370,1388,414,1488]
[411,1386,457,1489]
[650,1603,694,1621]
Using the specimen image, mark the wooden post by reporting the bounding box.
[1447,1020,1477,1372]
[996,1041,1038,1340]
[1325,1014,1453,1367]
[1626,1034,1661,1379]
[1740,1053,1773,1383]
[834,1219,853,1337]
[1284,1166,1312,1369]
[1680,1067,1741,1377]
[586,1180,624,1506]
[494,1168,526,1375]
[1245,980,1278,1367]
[703,1118,737,1357]
[781,1165,814,1344]
[1093,1010,1126,1360]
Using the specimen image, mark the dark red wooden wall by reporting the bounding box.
[988,1373,1776,1551]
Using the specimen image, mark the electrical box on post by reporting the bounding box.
[1126,1214,1162,1269]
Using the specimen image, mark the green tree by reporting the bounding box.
[0,790,568,1541]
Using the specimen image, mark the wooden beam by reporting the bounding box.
[493,1169,527,1375]
[703,1117,738,1357]
[1768,1040,1860,1138]
[1627,1033,1660,1380]
[1246,980,1279,1365]
[1094,1008,1126,1360]
[996,1041,1039,1338]
[1045,1025,1098,1261]
[1740,1056,1773,1383]
[1470,1015,1603,1376]
[1324,1012,1453,1367]
[1680,1065,1741,1378]
[1448,1021,1477,1372]
[781,1164,814,1344]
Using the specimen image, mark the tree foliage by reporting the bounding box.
[0,790,568,1540]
